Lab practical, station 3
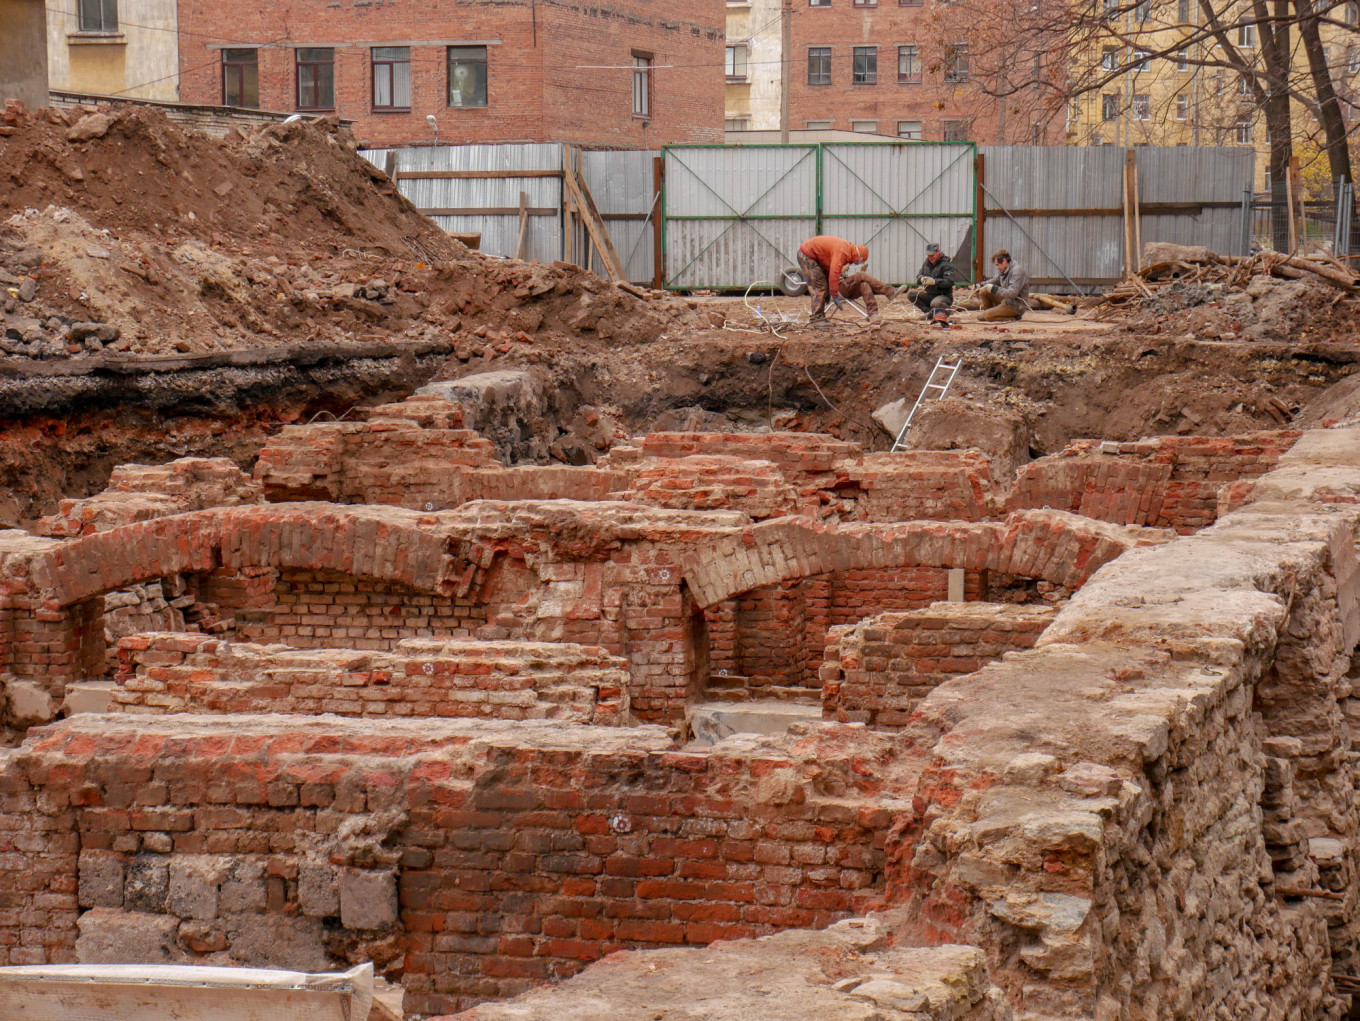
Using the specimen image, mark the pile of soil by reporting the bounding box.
[0,102,701,360]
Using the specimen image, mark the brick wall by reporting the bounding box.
[820,603,1055,728]
[615,456,800,520]
[236,569,488,650]
[176,0,723,148]
[1,715,911,1016]
[1008,431,1302,532]
[837,450,995,522]
[113,633,630,725]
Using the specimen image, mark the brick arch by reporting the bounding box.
[44,504,458,609]
[681,510,1144,609]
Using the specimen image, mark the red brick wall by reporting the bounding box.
[176,0,723,147]
[786,5,1063,143]
[3,715,909,1015]
[113,633,630,724]
[821,603,1055,728]
[236,569,488,649]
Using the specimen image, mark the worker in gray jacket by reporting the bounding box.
[977,248,1031,321]
[910,242,959,316]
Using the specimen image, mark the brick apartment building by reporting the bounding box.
[727,0,1065,143]
[177,0,725,148]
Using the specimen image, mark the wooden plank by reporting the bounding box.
[562,160,625,282]
[652,154,664,288]
[573,168,627,282]
[383,151,397,181]
[986,202,1243,217]
[1123,150,1137,277]
[418,207,557,216]
[1132,158,1142,270]
[515,190,529,260]
[974,152,985,282]
[397,169,564,180]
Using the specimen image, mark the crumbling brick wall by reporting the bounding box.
[113,633,630,725]
[0,715,910,1016]
[820,603,1056,728]
[1008,431,1301,532]
[835,451,996,523]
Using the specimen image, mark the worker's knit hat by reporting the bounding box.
[925,242,941,253]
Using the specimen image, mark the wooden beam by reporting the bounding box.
[398,169,564,180]
[418,207,558,216]
[515,190,529,260]
[652,154,664,289]
[574,167,627,283]
[987,202,1244,217]
[974,152,985,283]
[563,159,625,282]
[1123,150,1137,277]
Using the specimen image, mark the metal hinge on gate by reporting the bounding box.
[890,356,962,452]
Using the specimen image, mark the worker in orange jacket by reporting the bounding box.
[797,235,869,321]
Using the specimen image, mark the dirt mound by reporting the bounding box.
[0,102,700,360]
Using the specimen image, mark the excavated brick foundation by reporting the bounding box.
[5,404,1360,1021]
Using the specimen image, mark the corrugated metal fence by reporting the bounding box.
[361,142,1255,293]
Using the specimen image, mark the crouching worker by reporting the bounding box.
[911,242,959,316]
[797,235,869,321]
[977,248,1031,321]
[838,269,900,319]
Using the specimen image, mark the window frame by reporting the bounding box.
[1102,93,1119,120]
[632,53,653,118]
[807,46,832,85]
[1237,21,1256,47]
[1132,48,1150,71]
[850,119,879,132]
[944,40,969,82]
[447,45,489,108]
[77,0,118,33]
[1177,0,1190,18]
[1235,114,1253,143]
[1132,93,1150,119]
[896,119,923,138]
[898,43,922,83]
[1101,45,1119,71]
[222,48,259,108]
[1175,94,1189,119]
[295,47,336,112]
[1176,46,1190,71]
[725,44,749,81]
[371,45,412,112]
[852,45,878,84]
[941,117,971,141]
[809,0,831,7]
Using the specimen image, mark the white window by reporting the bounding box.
[632,54,652,117]
[1102,46,1119,70]
[944,41,970,82]
[1235,115,1253,143]
[804,118,832,128]
[1134,0,1149,17]
[1176,94,1189,119]
[1237,74,1252,96]
[851,119,879,132]
[1133,93,1150,119]
[724,117,750,130]
[1133,49,1151,71]
[725,45,749,80]
[1176,47,1190,71]
[1349,47,1360,75]
[1237,21,1256,46]
[897,119,923,138]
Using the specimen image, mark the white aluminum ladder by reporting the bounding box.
[890,356,962,452]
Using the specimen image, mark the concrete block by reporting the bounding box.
[76,908,184,964]
[169,856,228,920]
[299,860,340,918]
[78,850,125,908]
[124,854,169,912]
[5,679,56,726]
[339,868,398,930]
[63,680,116,715]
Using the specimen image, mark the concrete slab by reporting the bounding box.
[687,700,822,746]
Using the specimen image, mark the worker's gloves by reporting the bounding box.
[979,283,995,295]
[919,275,936,287]
[832,296,845,309]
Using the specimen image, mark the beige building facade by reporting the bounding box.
[1,0,50,109]
[724,0,785,130]
[46,0,179,102]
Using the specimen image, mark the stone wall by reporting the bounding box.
[112,633,630,725]
[821,603,1056,728]
[0,715,913,1016]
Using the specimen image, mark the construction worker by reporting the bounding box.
[797,235,869,321]
[910,242,959,317]
[977,248,1031,321]
[837,269,899,319]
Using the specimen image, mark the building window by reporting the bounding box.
[898,44,922,83]
[897,119,923,138]
[854,0,877,5]
[1176,47,1189,70]
[1102,93,1119,119]
[944,41,969,82]
[808,46,832,84]
[78,0,117,33]
[901,0,924,7]
[851,119,878,131]
[810,0,831,7]
[725,117,750,130]
[1103,0,1119,18]
[1178,0,1190,18]
[448,45,488,108]
[1132,93,1150,118]
[853,46,878,83]
[805,118,833,128]
[632,54,653,117]
[1237,74,1252,95]
[1101,46,1119,70]
[1235,114,1252,142]
[1238,21,1256,46]
[726,44,749,80]
[1347,1,1360,23]
[941,118,971,140]
[1133,48,1150,70]
[372,46,411,111]
[1176,95,1189,118]
[1134,0,1149,17]
[222,48,258,108]
[296,48,335,111]
[1348,46,1360,74]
